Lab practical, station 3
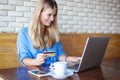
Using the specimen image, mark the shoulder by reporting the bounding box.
[18,27,28,35]
[56,40,62,45]
[19,27,28,33]
[18,27,28,38]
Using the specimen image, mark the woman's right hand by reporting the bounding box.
[35,54,47,66]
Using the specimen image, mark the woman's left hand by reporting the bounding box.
[66,56,81,63]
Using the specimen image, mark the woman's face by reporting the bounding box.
[40,8,57,27]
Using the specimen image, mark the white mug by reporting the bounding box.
[50,62,67,76]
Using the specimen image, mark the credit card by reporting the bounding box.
[44,52,55,57]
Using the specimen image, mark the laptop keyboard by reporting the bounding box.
[67,63,79,69]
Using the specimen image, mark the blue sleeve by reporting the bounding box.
[56,41,66,59]
[17,28,32,65]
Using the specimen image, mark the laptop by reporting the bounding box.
[68,36,110,73]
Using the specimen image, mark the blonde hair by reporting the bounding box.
[28,0,59,50]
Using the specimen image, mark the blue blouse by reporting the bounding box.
[17,27,66,66]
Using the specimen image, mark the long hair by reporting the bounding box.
[28,0,59,50]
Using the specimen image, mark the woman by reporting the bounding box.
[17,0,81,67]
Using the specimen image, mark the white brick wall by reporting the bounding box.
[0,0,120,34]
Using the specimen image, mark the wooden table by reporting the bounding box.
[0,58,120,80]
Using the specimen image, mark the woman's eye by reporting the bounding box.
[54,15,56,17]
[48,14,51,17]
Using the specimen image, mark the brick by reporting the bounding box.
[15,28,21,33]
[74,0,83,2]
[16,6,31,12]
[93,1,101,5]
[0,16,15,22]
[68,20,78,25]
[73,16,83,20]
[117,19,120,23]
[0,22,8,27]
[31,0,38,2]
[112,24,118,27]
[112,8,118,12]
[57,20,67,24]
[63,6,73,10]
[24,1,36,7]
[0,5,15,10]
[62,25,73,29]
[88,13,97,17]
[31,7,35,12]
[0,28,15,33]
[9,22,24,28]
[8,0,24,6]
[109,19,116,23]
[58,10,67,15]
[16,17,30,23]
[78,21,87,25]
[57,15,63,19]
[0,0,7,4]
[109,3,116,7]
[67,29,77,33]
[93,9,102,14]
[113,0,120,4]
[0,0,119,34]
[24,12,32,17]
[74,7,83,12]
[58,6,63,10]
[105,15,112,19]
[67,2,77,7]
[74,25,84,29]
[117,5,120,8]
[58,29,66,33]
[78,12,88,17]
[78,3,87,8]
[62,16,73,20]
[104,6,112,11]
[56,0,67,5]
[105,22,112,26]
[8,11,23,17]
[106,0,112,3]
[84,8,93,13]
[24,23,29,27]
[97,14,105,18]
[102,11,109,14]
[88,21,96,26]
[67,11,78,16]
[0,11,7,16]
[88,4,96,9]
[96,5,105,10]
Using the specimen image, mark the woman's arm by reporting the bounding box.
[59,54,81,63]
[23,54,47,66]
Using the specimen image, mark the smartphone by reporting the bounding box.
[28,65,50,77]
[28,70,49,77]
[29,70,46,74]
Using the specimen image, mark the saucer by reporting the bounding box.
[49,69,74,79]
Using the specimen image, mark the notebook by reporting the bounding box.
[68,36,110,72]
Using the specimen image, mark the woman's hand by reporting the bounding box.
[35,54,47,66]
[59,55,81,64]
[23,54,47,66]
[66,56,81,64]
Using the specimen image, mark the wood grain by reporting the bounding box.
[60,33,120,58]
[0,33,120,69]
[0,33,21,69]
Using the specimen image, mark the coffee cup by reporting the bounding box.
[50,62,67,76]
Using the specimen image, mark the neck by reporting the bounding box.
[40,24,46,33]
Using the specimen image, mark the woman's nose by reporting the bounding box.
[50,16,54,21]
